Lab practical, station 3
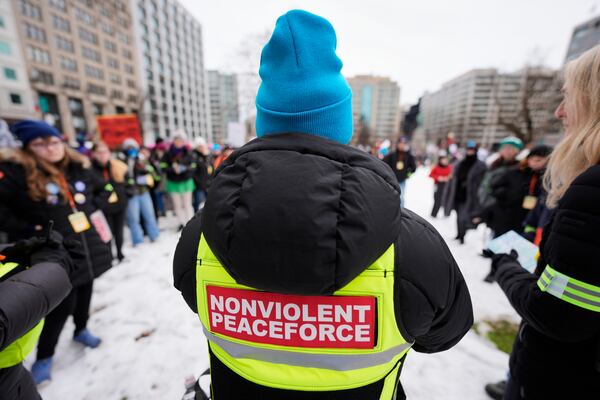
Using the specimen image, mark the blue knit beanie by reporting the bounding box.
[256,10,353,144]
[11,120,62,147]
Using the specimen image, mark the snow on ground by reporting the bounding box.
[31,167,519,400]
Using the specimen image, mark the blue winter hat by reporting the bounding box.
[12,120,62,147]
[255,10,353,144]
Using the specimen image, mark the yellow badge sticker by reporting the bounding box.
[396,161,405,171]
[108,192,118,204]
[68,212,91,233]
[522,195,537,210]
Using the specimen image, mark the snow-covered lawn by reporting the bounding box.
[33,167,519,399]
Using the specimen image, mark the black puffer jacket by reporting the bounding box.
[0,249,72,397]
[383,150,417,183]
[91,159,129,215]
[161,146,195,182]
[173,134,473,399]
[495,164,600,398]
[0,156,112,286]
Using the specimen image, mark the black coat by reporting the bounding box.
[192,150,210,192]
[442,155,487,217]
[173,134,473,399]
[484,164,544,237]
[0,255,71,397]
[383,151,417,183]
[161,146,195,183]
[91,159,129,215]
[0,159,112,286]
[495,164,600,398]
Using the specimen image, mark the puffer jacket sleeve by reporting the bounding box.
[0,162,34,238]
[395,209,473,353]
[0,261,71,351]
[495,165,600,342]
[173,212,202,313]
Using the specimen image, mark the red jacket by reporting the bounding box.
[429,164,452,184]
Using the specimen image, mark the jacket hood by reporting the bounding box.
[202,133,401,295]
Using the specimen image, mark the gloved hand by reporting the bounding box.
[481,249,519,283]
[2,231,82,281]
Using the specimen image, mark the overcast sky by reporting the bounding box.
[179,0,600,105]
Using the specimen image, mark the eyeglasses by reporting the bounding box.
[29,139,63,150]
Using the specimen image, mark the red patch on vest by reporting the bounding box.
[0,170,4,179]
[206,286,376,349]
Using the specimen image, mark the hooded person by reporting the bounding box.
[173,10,473,400]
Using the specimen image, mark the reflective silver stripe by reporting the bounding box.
[203,327,412,371]
[562,290,600,308]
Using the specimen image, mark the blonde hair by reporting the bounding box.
[544,45,600,208]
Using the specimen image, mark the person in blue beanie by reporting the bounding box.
[174,10,472,400]
[0,120,112,386]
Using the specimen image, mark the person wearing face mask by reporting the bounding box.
[483,45,600,400]
[0,121,112,385]
[90,141,129,262]
[429,152,452,218]
[443,140,487,244]
[121,139,160,246]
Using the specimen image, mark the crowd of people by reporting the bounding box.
[0,8,598,400]
[0,120,233,397]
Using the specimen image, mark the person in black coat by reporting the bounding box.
[91,141,129,262]
[442,140,487,244]
[485,45,600,400]
[191,137,211,212]
[485,145,551,238]
[383,136,416,207]
[0,120,112,385]
[0,232,76,400]
[161,131,196,230]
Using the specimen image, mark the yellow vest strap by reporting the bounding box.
[0,262,20,279]
[204,327,412,371]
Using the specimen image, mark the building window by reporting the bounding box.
[92,103,103,115]
[117,32,130,45]
[19,1,42,21]
[25,23,46,43]
[124,64,134,75]
[85,65,104,80]
[115,106,125,114]
[127,79,136,89]
[0,41,11,55]
[100,5,112,18]
[111,90,123,100]
[59,56,77,71]
[63,76,80,89]
[68,97,87,132]
[105,40,117,53]
[87,84,106,95]
[107,57,119,69]
[10,93,23,105]
[55,35,74,53]
[78,27,98,45]
[52,15,70,32]
[122,48,132,58]
[75,7,94,25]
[49,0,66,11]
[109,73,121,84]
[82,46,102,62]
[3,67,17,80]
[32,69,54,85]
[101,22,115,35]
[26,46,51,64]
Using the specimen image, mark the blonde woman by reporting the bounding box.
[484,45,600,399]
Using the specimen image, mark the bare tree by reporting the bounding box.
[493,67,563,144]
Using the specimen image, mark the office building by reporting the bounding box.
[0,0,38,122]
[565,15,600,63]
[10,0,141,140]
[421,68,561,146]
[133,0,210,143]
[347,75,401,140]
[208,70,239,144]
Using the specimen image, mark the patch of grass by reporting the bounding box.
[485,319,519,354]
